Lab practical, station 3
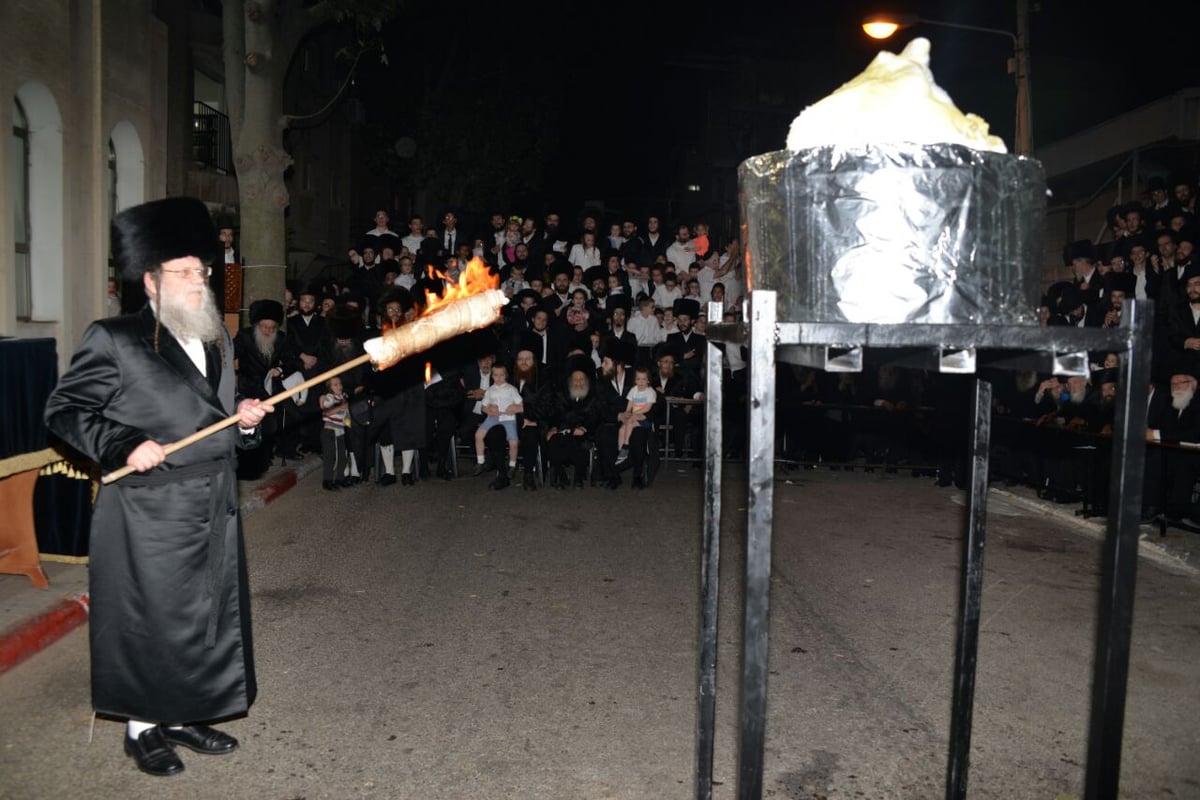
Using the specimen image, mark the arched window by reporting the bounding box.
[11,99,31,319]
[14,80,64,323]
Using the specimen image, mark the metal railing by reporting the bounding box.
[192,101,233,175]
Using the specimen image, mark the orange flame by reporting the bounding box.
[425,361,432,384]
[419,256,499,317]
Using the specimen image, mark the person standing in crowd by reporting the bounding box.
[319,375,350,490]
[234,298,302,473]
[44,197,272,777]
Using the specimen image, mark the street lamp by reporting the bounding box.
[861,4,1032,156]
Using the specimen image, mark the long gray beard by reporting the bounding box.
[254,329,277,361]
[1172,389,1194,411]
[1069,388,1087,405]
[569,385,588,401]
[158,284,224,344]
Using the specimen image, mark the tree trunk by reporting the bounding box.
[224,0,298,319]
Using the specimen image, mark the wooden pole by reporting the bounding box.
[101,353,371,485]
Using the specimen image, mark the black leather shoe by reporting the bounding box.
[125,727,185,776]
[379,473,397,486]
[488,474,511,490]
[401,473,414,486]
[161,724,238,755]
[471,462,489,477]
[322,481,339,491]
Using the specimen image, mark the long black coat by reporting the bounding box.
[44,305,258,724]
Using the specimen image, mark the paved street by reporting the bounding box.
[1,466,1197,799]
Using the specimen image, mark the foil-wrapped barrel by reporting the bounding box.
[739,144,1046,325]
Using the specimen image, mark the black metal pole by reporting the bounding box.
[1083,299,1152,799]
[945,378,992,799]
[695,302,726,800]
[737,291,777,799]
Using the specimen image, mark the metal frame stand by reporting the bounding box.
[694,292,1152,800]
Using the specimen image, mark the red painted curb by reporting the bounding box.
[0,592,89,675]
[255,469,297,506]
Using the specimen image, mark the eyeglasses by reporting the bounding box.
[161,265,213,280]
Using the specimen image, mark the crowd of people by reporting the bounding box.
[230,170,1200,520]
[997,170,1200,523]
[232,208,747,491]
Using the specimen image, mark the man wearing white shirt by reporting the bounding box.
[665,224,696,275]
[401,215,425,255]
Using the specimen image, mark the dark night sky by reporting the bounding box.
[355,0,1199,213]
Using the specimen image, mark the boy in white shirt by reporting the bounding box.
[474,363,524,473]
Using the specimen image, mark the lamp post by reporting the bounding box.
[862,2,1032,156]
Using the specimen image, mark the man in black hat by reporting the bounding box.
[544,359,601,488]
[1065,239,1102,307]
[235,298,303,468]
[665,298,707,383]
[44,197,272,777]
[606,294,637,349]
[1166,267,1200,376]
[1146,369,1200,524]
[594,337,656,489]
[1099,271,1136,328]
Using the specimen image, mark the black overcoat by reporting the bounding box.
[44,305,258,724]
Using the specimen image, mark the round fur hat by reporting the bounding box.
[111,197,219,280]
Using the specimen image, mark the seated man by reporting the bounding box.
[1146,371,1200,523]
[544,358,601,488]
[594,338,658,489]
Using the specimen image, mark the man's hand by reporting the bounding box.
[268,367,282,378]
[523,419,538,428]
[468,388,485,400]
[300,353,318,370]
[126,440,166,472]
[237,398,274,428]
[1185,337,1200,351]
[573,426,586,437]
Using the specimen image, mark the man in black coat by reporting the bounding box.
[233,299,303,471]
[664,298,707,384]
[481,348,554,490]
[44,197,272,777]
[594,338,657,489]
[545,358,602,488]
[1146,371,1200,523]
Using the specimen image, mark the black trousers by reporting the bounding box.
[545,432,592,482]
[320,428,348,481]
[596,423,654,482]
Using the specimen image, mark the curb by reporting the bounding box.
[0,593,89,676]
[0,459,319,676]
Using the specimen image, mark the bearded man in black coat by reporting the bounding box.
[545,358,602,488]
[44,197,272,777]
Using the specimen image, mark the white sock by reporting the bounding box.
[401,449,415,474]
[476,455,485,464]
[127,719,156,737]
[348,452,360,477]
[508,460,517,468]
[380,444,395,475]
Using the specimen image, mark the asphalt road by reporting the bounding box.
[1,467,1197,800]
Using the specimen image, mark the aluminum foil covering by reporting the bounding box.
[739,144,1046,325]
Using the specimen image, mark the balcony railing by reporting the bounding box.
[192,101,233,175]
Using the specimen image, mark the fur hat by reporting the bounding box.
[673,298,701,319]
[327,306,361,340]
[1062,239,1096,266]
[600,336,636,367]
[1104,271,1136,296]
[111,197,219,280]
[606,293,632,316]
[249,299,284,325]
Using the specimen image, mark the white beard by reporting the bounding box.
[1172,389,1194,411]
[1069,387,1087,405]
[569,385,588,401]
[254,328,277,361]
[157,284,223,344]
